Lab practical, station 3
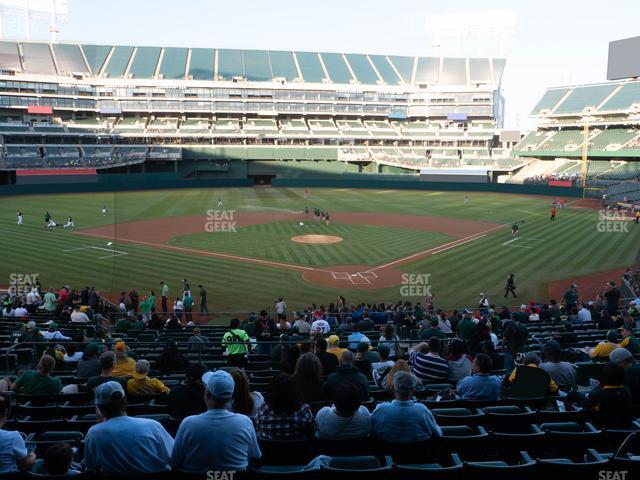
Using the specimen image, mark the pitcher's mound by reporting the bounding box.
[291,234,343,244]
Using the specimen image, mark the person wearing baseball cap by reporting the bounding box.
[610,347,640,404]
[84,381,174,475]
[168,363,207,419]
[171,370,261,473]
[327,334,348,359]
[619,324,640,354]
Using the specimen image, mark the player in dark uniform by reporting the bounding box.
[504,273,517,298]
[550,205,557,221]
[511,222,519,237]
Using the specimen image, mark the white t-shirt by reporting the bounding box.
[26,291,40,305]
[0,429,27,473]
[529,313,540,321]
[316,405,372,440]
[228,391,264,419]
[174,300,184,311]
[311,319,330,334]
[70,311,89,324]
[13,307,28,318]
[275,301,287,314]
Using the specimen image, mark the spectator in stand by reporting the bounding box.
[347,324,370,350]
[576,303,592,324]
[292,312,311,334]
[455,353,501,401]
[43,288,57,315]
[76,343,102,378]
[310,315,330,335]
[187,327,209,353]
[17,321,44,345]
[293,352,324,403]
[316,381,372,440]
[326,335,348,359]
[222,318,251,368]
[168,363,206,418]
[314,338,338,375]
[324,351,369,401]
[419,317,446,340]
[160,281,169,314]
[172,370,261,473]
[456,311,476,346]
[409,338,450,384]
[0,395,36,473]
[539,340,577,391]
[582,362,633,428]
[610,348,640,405]
[447,338,473,383]
[378,323,401,360]
[156,339,189,375]
[127,360,170,396]
[128,288,139,313]
[371,345,395,388]
[563,284,579,313]
[86,351,128,395]
[354,342,378,378]
[503,352,558,396]
[603,281,621,316]
[70,305,90,324]
[12,303,27,318]
[7,354,61,395]
[502,312,529,373]
[590,330,620,359]
[84,382,173,475]
[112,341,136,378]
[164,314,183,331]
[40,322,70,341]
[253,310,277,355]
[43,443,79,476]
[619,324,640,354]
[256,374,316,440]
[139,296,152,322]
[229,369,264,419]
[62,344,83,364]
[371,371,442,442]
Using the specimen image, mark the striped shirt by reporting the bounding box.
[409,351,450,383]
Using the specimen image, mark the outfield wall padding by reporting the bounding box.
[0,172,252,196]
[271,178,583,197]
[0,171,582,198]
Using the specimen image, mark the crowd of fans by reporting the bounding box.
[0,278,639,475]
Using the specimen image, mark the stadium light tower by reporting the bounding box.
[0,0,68,41]
[425,10,516,57]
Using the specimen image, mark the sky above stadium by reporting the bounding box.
[4,0,639,130]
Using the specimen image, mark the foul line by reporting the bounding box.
[75,231,324,273]
[366,224,505,272]
[64,245,128,259]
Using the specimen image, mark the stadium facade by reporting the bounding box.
[0,41,519,183]
[512,79,640,200]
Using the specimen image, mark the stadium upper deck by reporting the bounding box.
[0,41,511,173]
[0,41,506,86]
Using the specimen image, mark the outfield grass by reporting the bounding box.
[0,187,638,317]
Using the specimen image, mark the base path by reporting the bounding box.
[77,211,504,290]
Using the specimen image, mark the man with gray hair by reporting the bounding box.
[610,347,640,405]
[171,370,261,473]
[370,371,442,442]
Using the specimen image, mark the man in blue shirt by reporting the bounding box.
[172,370,261,473]
[347,324,369,350]
[455,353,502,401]
[371,371,442,442]
[84,381,174,475]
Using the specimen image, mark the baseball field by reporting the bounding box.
[1,187,637,319]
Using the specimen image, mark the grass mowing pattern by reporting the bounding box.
[171,221,453,267]
[0,187,638,318]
